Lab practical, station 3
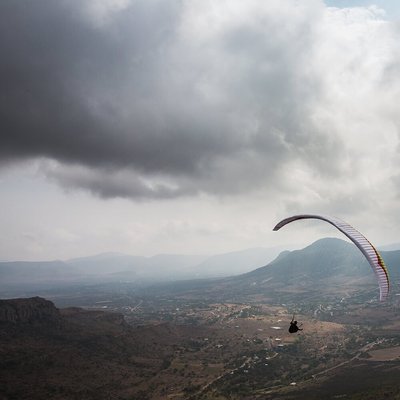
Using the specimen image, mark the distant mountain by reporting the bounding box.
[66,248,285,279]
[0,246,284,294]
[3,239,397,301]
[379,248,400,282]
[246,237,373,284]
[221,237,400,302]
[379,242,400,251]
[66,253,212,280]
[0,254,208,292]
[188,246,289,277]
[0,260,81,286]
[66,252,147,275]
[145,238,400,303]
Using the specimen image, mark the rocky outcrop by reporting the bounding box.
[0,296,61,325]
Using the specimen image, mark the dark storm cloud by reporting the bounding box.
[0,0,190,170]
[0,0,340,199]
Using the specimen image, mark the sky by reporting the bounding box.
[1,0,400,261]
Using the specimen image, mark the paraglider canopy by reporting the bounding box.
[273,214,389,301]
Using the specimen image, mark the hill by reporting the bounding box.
[0,297,215,400]
[137,238,400,305]
[222,237,400,303]
[244,237,375,286]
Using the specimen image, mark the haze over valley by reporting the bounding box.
[0,244,290,296]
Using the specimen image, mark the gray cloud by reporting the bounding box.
[1,0,392,199]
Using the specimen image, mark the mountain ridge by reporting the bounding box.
[1,238,398,302]
[128,238,400,306]
[0,245,287,292]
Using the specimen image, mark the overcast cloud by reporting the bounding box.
[1,0,400,259]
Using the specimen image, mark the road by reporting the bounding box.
[311,339,383,379]
[187,356,253,399]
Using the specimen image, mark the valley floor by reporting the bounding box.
[2,291,400,399]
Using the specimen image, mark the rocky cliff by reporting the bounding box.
[0,296,61,324]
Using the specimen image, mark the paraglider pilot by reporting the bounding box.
[288,315,303,334]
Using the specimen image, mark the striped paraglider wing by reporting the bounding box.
[273,214,389,301]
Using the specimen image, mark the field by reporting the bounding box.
[367,346,400,361]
